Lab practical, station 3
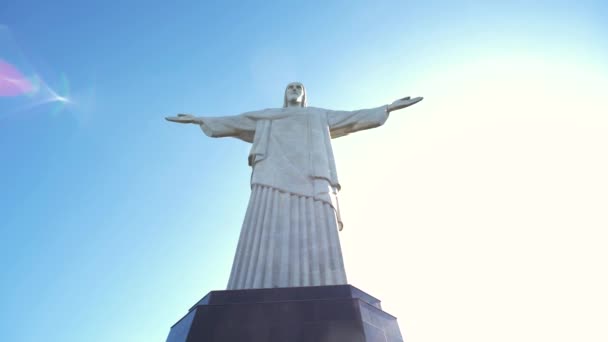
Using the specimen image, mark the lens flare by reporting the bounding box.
[0,25,73,120]
[0,59,34,96]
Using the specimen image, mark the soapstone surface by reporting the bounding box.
[166,83,422,289]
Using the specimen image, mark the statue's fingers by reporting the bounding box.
[404,97,422,105]
[411,96,423,103]
[400,96,411,101]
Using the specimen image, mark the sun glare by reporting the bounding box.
[336,49,608,342]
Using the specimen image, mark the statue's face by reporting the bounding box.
[285,82,304,104]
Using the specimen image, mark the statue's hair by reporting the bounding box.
[283,82,307,107]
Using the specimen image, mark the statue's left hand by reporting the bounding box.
[165,114,197,124]
[387,96,423,113]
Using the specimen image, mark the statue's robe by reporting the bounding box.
[199,105,389,289]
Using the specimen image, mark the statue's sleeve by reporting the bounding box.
[326,106,389,138]
[198,111,259,143]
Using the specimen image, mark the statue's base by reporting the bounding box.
[166,284,404,342]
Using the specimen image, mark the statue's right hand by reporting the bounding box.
[165,114,197,124]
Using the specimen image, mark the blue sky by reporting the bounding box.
[1,1,607,341]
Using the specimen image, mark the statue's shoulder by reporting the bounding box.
[243,107,285,120]
[242,107,281,114]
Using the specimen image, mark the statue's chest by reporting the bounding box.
[271,113,322,145]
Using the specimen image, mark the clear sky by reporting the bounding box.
[1,1,607,341]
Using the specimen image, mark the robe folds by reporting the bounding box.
[199,105,389,289]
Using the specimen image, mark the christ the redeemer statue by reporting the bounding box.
[166,82,422,290]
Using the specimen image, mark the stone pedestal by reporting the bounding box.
[166,285,404,342]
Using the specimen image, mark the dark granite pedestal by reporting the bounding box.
[166,285,404,342]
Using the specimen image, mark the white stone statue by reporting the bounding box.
[166,82,422,290]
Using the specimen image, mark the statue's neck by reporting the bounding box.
[286,101,302,108]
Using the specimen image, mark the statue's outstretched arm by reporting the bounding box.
[165,113,257,143]
[327,96,423,138]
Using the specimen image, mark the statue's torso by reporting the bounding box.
[248,107,339,204]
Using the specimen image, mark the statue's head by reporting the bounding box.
[283,82,307,107]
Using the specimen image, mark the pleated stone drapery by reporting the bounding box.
[227,185,347,289]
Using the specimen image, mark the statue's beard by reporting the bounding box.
[287,96,303,104]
